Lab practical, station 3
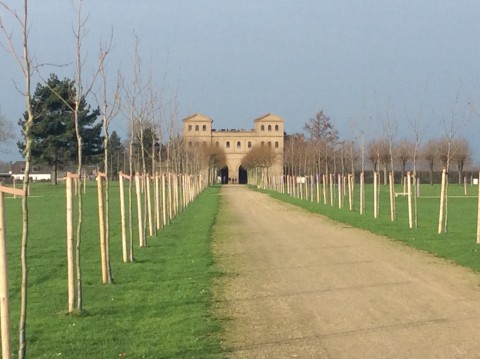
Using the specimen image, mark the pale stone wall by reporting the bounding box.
[182,113,284,183]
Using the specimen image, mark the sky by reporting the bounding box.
[2,1,480,163]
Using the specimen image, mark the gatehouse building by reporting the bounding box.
[182,113,284,183]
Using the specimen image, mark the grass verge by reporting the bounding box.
[257,183,480,273]
[4,183,223,358]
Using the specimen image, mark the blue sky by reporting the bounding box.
[2,1,480,163]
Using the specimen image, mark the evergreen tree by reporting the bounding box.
[107,130,125,177]
[17,74,102,183]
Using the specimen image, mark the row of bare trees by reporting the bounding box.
[0,1,227,358]
[250,110,475,244]
[283,116,472,186]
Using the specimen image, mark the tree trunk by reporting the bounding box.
[74,108,84,312]
[429,162,434,185]
[52,163,58,185]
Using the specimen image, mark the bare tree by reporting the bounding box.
[284,134,306,177]
[241,144,277,187]
[71,0,107,311]
[122,35,149,253]
[422,138,438,185]
[0,1,35,357]
[367,138,390,179]
[96,37,121,284]
[451,137,471,184]
[438,85,468,234]
[0,110,13,144]
[407,106,427,228]
[200,144,226,184]
[396,139,414,182]
[304,111,338,178]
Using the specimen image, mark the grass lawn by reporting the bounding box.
[3,182,223,358]
[259,181,480,273]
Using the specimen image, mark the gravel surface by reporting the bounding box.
[213,185,480,358]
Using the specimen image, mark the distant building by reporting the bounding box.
[9,161,52,182]
[182,113,284,184]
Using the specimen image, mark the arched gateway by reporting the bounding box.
[182,113,284,184]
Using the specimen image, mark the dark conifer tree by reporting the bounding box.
[17,73,102,183]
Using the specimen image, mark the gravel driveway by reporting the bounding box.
[213,185,480,358]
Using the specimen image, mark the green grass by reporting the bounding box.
[3,182,223,358]
[258,182,480,272]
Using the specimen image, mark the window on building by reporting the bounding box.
[268,141,272,147]
[237,141,241,148]
[275,141,279,148]
[261,125,265,131]
[268,125,272,131]
[188,125,192,131]
[202,125,207,131]
[188,142,192,147]
[226,141,230,148]
[202,141,207,146]
[215,141,219,147]
[275,124,279,131]
[261,141,265,147]
[247,141,252,148]
[195,125,199,131]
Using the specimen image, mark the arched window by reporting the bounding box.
[261,125,265,131]
[275,124,279,131]
[237,141,241,148]
[226,141,230,148]
[268,141,272,147]
[275,141,279,148]
[188,125,192,131]
[202,141,207,147]
[261,141,265,147]
[195,125,199,131]
[202,125,207,131]
[247,141,252,148]
[215,141,219,147]
[188,142,192,147]
[268,125,272,131]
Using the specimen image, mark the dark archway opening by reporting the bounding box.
[238,166,248,184]
[218,167,229,184]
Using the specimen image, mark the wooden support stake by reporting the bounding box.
[338,174,342,209]
[65,173,78,313]
[348,174,353,211]
[477,172,480,244]
[12,178,16,199]
[407,171,413,229]
[389,172,395,222]
[322,175,326,205]
[360,172,365,215]
[96,172,108,284]
[438,168,446,234]
[119,172,128,262]
[135,175,145,247]
[374,172,378,219]
[146,175,153,237]
[168,174,173,221]
[155,174,160,231]
[329,174,334,206]
[0,191,11,359]
[162,174,167,227]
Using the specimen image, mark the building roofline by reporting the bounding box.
[182,113,213,122]
[254,113,283,122]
